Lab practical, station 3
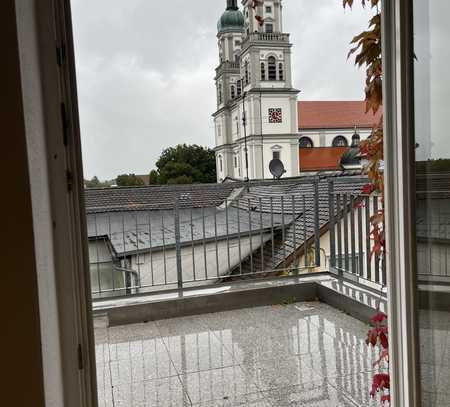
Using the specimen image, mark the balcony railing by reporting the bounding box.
[243,32,290,47]
[215,61,240,76]
[88,193,314,298]
[86,177,392,299]
[328,190,386,287]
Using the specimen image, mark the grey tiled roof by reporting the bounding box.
[229,176,368,272]
[87,207,285,256]
[84,183,240,213]
[85,173,365,214]
[86,175,368,266]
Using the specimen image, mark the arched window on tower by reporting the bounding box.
[268,56,276,80]
[279,63,284,81]
[261,62,266,81]
[299,137,314,148]
[231,85,236,99]
[332,135,349,147]
[237,79,242,96]
[218,155,223,173]
[244,61,250,85]
[218,83,223,104]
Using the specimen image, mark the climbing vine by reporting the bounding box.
[343,0,388,405]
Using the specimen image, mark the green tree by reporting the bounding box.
[154,144,216,185]
[116,174,145,187]
[167,175,193,185]
[149,169,160,185]
[85,176,111,188]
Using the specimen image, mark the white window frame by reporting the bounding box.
[13,1,423,406]
[383,1,421,406]
[15,0,98,406]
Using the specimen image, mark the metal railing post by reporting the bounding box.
[350,195,357,275]
[336,194,343,274]
[328,179,336,270]
[314,178,321,267]
[174,196,183,291]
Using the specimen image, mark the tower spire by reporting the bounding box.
[227,0,238,10]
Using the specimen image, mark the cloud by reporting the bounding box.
[71,0,376,179]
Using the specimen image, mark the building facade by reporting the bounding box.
[297,101,382,172]
[213,0,300,182]
[213,2,382,181]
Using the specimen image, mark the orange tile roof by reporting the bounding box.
[299,147,348,172]
[298,101,382,130]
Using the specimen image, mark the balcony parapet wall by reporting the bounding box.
[243,32,290,48]
[215,61,240,77]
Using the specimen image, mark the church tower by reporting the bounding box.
[213,0,299,181]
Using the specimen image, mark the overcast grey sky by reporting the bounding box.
[71,0,375,180]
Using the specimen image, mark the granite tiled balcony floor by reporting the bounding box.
[94,302,383,407]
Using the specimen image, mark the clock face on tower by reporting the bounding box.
[268,108,282,123]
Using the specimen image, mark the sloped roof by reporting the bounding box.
[299,147,348,172]
[230,175,369,272]
[84,183,239,213]
[298,101,382,130]
[86,175,368,258]
[86,207,285,255]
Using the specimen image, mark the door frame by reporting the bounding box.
[16,0,424,406]
[382,1,421,406]
[15,0,97,405]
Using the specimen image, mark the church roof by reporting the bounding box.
[298,101,382,130]
[299,147,348,172]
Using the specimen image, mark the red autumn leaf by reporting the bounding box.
[370,311,387,324]
[360,143,369,155]
[370,373,390,397]
[379,331,388,349]
[362,183,376,194]
[366,328,379,347]
[373,349,389,367]
[381,395,390,405]
[370,243,382,259]
[255,15,265,25]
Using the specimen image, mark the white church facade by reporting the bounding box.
[213,0,381,181]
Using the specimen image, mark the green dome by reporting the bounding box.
[217,6,244,34]
[340,132,361,169]
[340,148,360,168]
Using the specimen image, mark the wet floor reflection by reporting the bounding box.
[95,302,381,406]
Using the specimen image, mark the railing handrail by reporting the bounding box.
[89,179,387,298]
[243,32,290,44]
[215,61,240,74]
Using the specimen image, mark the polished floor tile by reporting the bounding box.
[94,301,385,406]
[261,380,358,407]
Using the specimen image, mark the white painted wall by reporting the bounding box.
[262,138,296,178]
[299,128,372,148]
[88,239,112,263]
[128,234,272,288]
[260,97,292,134]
